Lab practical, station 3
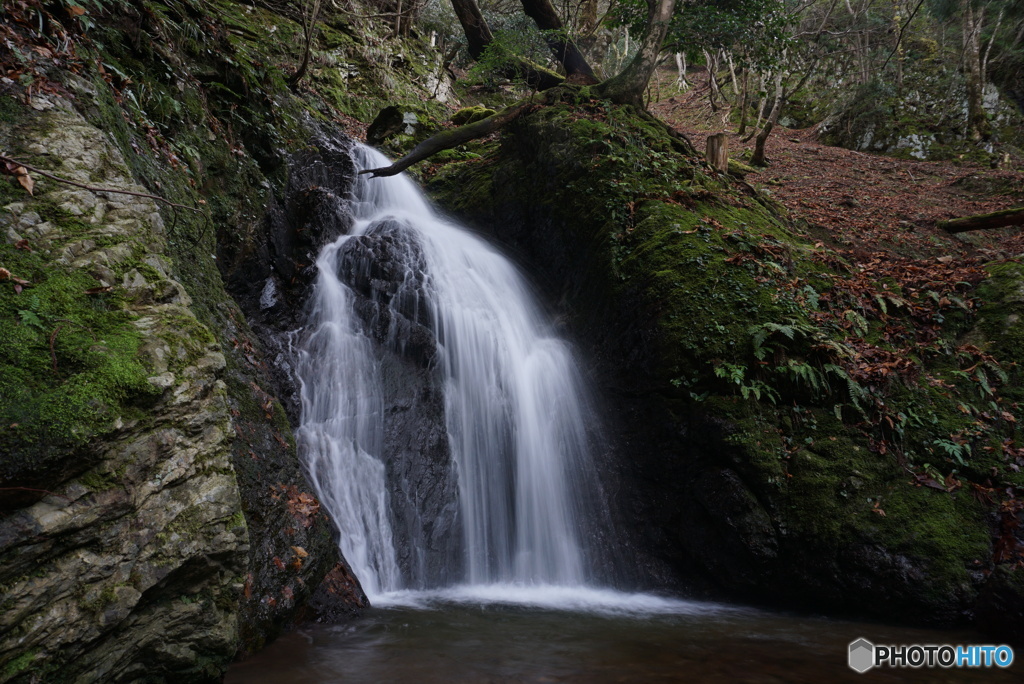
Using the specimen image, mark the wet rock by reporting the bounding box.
[336,218,462,586]
[222,131,356,424]
[298,561,370,623]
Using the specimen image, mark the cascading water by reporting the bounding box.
[295,144,609,601]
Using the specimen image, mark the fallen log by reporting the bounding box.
[938,207,1024,233]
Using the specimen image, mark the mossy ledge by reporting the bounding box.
[428,101,1024,639]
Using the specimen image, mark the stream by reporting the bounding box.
[227,587,1019,683]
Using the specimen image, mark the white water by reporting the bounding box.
[370,584,743,617]
[295,144,608,602]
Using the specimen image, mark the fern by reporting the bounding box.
[974,367,993,397]
[785,359,823,393]
[933,438,969,467]
[823,363,867,407]
[843,309,869,337]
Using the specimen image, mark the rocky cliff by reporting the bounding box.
[0,102,249,682]
[0,0,453,677]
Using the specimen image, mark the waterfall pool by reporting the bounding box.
[265,145,1021,684]
[226,589,1019,683]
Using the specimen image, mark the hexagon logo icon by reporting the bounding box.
[849,638,875,673]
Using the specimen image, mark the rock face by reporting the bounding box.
[215,133,369,651]
[819,71,1023,161]
[0,106,246,682]
[337,219,462,587]
[0,0,457,677]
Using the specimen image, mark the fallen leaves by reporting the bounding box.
[271,484,321,529]
[1,159,34,194]
[12,167,32,194]
[0,267,30,293]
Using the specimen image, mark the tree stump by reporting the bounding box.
[706,133,729,173]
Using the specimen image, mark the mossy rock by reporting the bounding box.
[451,106,497,126]
[428,100,1024,633]
[728,158,759,177]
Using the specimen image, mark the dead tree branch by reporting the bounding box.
[359,100,539,177]
[0,154,203,214]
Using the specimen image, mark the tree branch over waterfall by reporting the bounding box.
[359,100,539,178]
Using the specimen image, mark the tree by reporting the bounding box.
[449,0,565,89]
[362,0,682,176]
[596,0,677,104]
[961,0,995,140]
[518,0,597,81]
[290,0,324,87]
[927,0,1020,141]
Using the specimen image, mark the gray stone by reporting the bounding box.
[0,108,248,683]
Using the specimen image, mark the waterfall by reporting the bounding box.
[295,144,608,600]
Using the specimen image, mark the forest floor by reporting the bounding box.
[649,67,1024,263]
[650,67,1024,414]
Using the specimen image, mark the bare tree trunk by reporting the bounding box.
[938,207,1024,233]
[519,0,597,79]
[290,0,324,87]
[595,0,677,105]
[981,8,1004,85]
[750,70,783,166]
[727,51,740,101]
[450,0,494,59]
[962,0,989,141]
[743,70,766,142]
[891,0,903,91]
[737,67,749,135]
[674,52,689,89]
[704,49,721,111]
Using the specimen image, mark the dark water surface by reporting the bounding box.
[226,590,1021,683]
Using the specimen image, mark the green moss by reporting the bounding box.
[0,241,160,484]
[976,262,1024,348]
[78,468,121,492]
[452,106,496,126]
[167,504,207,536]
[2,651,35,680]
